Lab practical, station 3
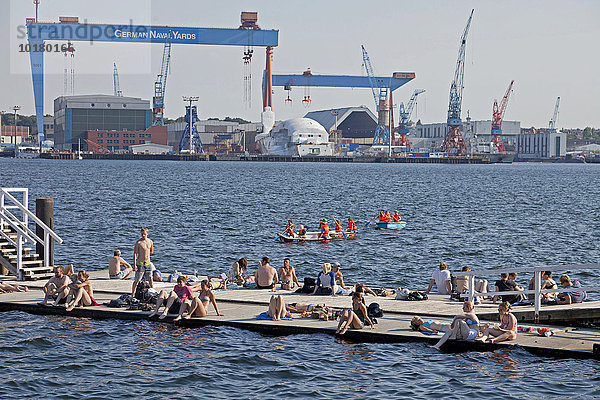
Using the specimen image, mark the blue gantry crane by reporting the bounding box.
[442,9,474,155]
[361,45,391,146]
[112,63,122,97]
[179,103,202,153]
[396,89,425,147]
[152,37,172,126]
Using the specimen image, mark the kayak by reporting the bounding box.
[276,230,357,243]
[375,221,406,230]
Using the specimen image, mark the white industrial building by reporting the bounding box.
[516,132,566,159]
[130,143,173,154]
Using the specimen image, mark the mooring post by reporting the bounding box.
[36,198,54,267]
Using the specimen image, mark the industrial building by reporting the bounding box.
[130,143,173,154]
[42,116,54,142]
[304,106,377,144]
[0,125,29,145]
[167,120,261,153]
[415,120,521,150]
[85,125,167,152]
[53,95,152,150]
[516,131,566,159]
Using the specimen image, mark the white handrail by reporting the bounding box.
[0,209,44,245]
[453,263,599,323]
[0,217,37,245]
[0,189,63,243]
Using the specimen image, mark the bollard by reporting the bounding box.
[36,198,54,266]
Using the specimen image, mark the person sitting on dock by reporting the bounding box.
[556,274,587,305]
[131,227,155,297]
[38,266,72,306]
[392,210,402,222]
[477,301,517,344]
[494,273,523,304]
[0,282,29,293]
[429,301,480,350]
[228,257,250,286]
[185,279,223,319]
[312,263,337,295]
[278,258,300,290]
[347,217,356,232]
[426,262,452,295]
[255,257,278,289]
[267,295,291,321]
[335,291,375,334]
[455,266,489,301]
[284,219,295,237]
[410,316,452,334]
[331,262,350,295]
[318,219,330,240]
[65,270,98,312]
[149,275,194,320]
[297,225,307,238]
[108,249,133,280]
[527,271,558,302]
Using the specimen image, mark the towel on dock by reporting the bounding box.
[256,312,293,321]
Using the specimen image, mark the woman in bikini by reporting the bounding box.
[430,301,480,350]
[186,280,224,319]
[335,291,375,335]
[410,317,452,333]
[477,301,517,343]
[65,270,98,312]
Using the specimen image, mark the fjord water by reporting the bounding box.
[1,159,599,398]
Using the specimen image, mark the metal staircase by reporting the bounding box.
[0,188,63,280]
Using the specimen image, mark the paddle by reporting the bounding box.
[364,215,378,227]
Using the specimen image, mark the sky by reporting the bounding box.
[1,0,599,129]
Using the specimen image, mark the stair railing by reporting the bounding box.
[0,188,63,280]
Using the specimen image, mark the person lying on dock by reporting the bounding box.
[65,270,99,312]
[556,274,587,305]
[286,303,317,313]
[335,291,375,334]
[108,249,133,280]
[476,302,517,344]
[278,258,300,290]
[312,263,337,295]
[255,257,278,289]
[267,295,292,321]
[410,317,452,334]
[206,273,228,290]
[0,282,29,293]
[426,262,452,296]
[429,301,480,350]
[183,279,223,320]
[352,283,395,297]
[38,266,71,306]
[149,276,193,320]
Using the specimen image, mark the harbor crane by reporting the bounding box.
[152,37,172,126]
[442,9,474,156]
[361,45,391,146]
[490,80,514,152]
[549,96,560,132]
[396,89,425,147]
[113,63,122,97]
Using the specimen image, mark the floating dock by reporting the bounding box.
[1,271,598,359]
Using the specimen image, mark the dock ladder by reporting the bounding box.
[0,188,63,280]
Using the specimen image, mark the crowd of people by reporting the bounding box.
[282,218,357,239]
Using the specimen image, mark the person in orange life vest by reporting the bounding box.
[392,210,401,222]
[334,219,342,233]
[347,217,356,232]
[318,219,330,239]
[377,211,386,222]
[384,211,391,222]
[298,225,307,238]
[285,219,295,237]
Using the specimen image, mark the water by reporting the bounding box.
[1,159,599,398]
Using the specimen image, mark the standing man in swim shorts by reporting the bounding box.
[132,227,155,297]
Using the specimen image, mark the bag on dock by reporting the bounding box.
[367,302,383,319]
[407,291,428,301]
[295,277,316,294]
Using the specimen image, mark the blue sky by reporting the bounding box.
[1,0,599,128]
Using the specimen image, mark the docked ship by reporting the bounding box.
[255,113,334,157]
[473,141,515,163]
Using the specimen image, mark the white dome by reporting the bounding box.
[279,118,328,135]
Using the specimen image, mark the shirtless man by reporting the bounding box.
[278,258,300,290]
[109,249,133,280]
[331,262,348,289]
[255,256,278,289]
[132,227,155,297]
[38,266,72,306]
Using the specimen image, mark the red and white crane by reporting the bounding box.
[490,80,514,152]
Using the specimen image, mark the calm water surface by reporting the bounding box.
[0,159,599,398]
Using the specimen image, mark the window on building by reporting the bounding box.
[97,132,103,138]
[97,140,103,144]
[139,140,145,144]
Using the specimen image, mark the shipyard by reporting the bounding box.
[1,1,599,399]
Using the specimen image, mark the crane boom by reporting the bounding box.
[361,45,379,111]
[442,9,474,155]
[549,96,560,131]
[152,35,172,126]
[113,63,122,97]
[361,45,391,147]
[491,80,514,152]
[396,89,425,147]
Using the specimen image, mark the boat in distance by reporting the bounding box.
[375,221,407,230]
[276,230,357,243]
